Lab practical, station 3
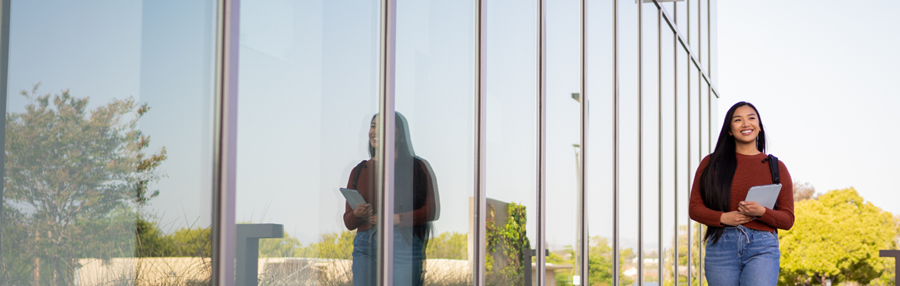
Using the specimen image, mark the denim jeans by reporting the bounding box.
[352,228,425,286]
[704,225,780,286]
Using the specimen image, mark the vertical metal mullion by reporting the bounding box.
[685,56,691,286]
[0,0,10,257]
[637,0,643,285]
[612,0,620,284]
[537,0,547,284]
[212,0,239,285]
[377,0,397,285]
[656,3,664,285]
[671,4,679,286]
[475,0,487,284]
[579,0,589,285]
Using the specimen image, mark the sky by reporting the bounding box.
[717,0,900,216]
[4,0,897,258]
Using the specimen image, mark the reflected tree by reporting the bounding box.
[1,85,167,285]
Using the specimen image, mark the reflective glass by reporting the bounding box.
[394,0,476,284]
[673,0,687,40]
[640,3,661,285]
[700,0,709,70]
[710,0,718,87]
[618,0,640,284]
[689,66,702,286]
[688,0,699,58]
[2,1,217,285]
[486,0,538,284]
[675,47,690,286]
[586,0,615,285]
[546,0,583,285]
[236,1,380,285]
[659,21,678,286]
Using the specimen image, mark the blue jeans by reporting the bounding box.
[352,228,425,286]
[704,225,780,286]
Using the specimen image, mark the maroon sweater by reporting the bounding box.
[689,152,794,233]
[343,159,437,232]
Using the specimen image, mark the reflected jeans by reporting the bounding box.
[352,227,424,286]
[704,225,780,286]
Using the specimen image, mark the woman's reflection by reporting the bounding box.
[343,112,439,286]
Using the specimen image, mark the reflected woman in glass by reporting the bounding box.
[689,101,794,286]
[343,112,439,286]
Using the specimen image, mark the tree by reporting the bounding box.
[793,181,816,202]
[779,188,899,286]
[1,85,167,285]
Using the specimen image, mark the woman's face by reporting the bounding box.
[728,105,761,145]
[369,118,378,150]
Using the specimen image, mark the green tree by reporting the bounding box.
[586,236,634,286]
[779,188,899,286]
[1,86,167,285]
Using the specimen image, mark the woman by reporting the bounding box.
[343,112,438,286]
[688,101,794,285]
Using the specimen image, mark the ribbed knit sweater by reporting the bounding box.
[689,152,794,233]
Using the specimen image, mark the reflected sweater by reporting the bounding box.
[342,159,437,232]
[688,152,794,233]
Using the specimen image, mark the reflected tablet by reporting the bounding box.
[340,188,367,208]
[745,184,782,209]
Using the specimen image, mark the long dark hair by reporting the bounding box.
[700,101,766,244]
[368,112,432,241]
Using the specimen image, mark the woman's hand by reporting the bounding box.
[353,204,373,219]
[738,201,766,217]
[720,211,753,226]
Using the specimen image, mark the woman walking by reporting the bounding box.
[689,101,794,285]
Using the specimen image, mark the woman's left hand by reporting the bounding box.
[738,201,766,217]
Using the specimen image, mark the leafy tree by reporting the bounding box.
[793,181,816,202]
[779,188,899,286]
[587,236,634,286]
[1,86,167,285]
[485,202,531,286]
[426,231,467,260]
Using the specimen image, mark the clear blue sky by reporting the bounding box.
[717,0,900,216]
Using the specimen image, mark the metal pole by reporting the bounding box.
[579,0,589,284]
[537,0,547,284]
[475,0,487,284]
[212,0,239,285]
[377,0,397,285]
[637,0,644,284]
[612,0,620,285]
[0,0,10,265]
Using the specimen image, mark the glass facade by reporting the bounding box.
[0,0,719,285]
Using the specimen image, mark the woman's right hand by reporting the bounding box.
[720,211,753,226]
[353,204,373,219]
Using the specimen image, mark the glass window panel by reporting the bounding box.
[486,0,537,284]
[710,0,718,87]
[688,0,699,58]
[618,0,639,285]
[586,0,615,285]
[661,1,675,17]
[675,46,690,286]
[641,3,661,285]
[2,2,217,285]
[660,22,678,286]
[689,65,701,286]
[546,0,583,285]
[235,1,380,285]
[700,0,709,70]
[394,1,476,284]
[674,0,687,40]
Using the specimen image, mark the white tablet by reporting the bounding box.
[744,184,782,210]
[340,188,368,208]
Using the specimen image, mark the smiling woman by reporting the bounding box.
[689,101,794,286]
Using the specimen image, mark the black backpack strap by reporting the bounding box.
[351,160,367,189]
[764,154,780,184]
